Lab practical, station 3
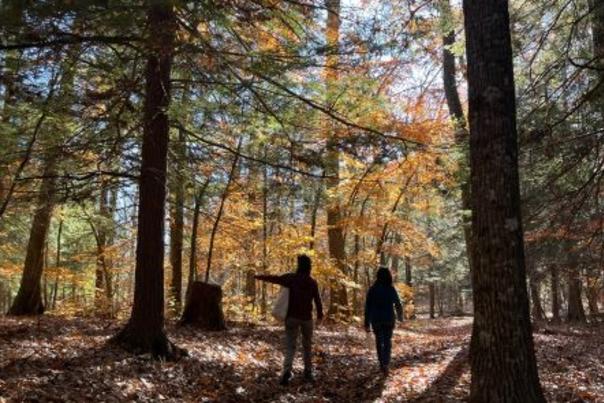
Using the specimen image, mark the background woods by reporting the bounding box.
[0,0,602,401]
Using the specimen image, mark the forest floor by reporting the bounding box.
[0,315,603,402]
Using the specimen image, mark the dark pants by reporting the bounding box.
[373,322,394,368]
[283,317,313,374]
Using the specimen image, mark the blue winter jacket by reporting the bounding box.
[364,284,403,328]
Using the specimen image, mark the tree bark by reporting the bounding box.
[51,220,62,310]
[112,3,182,359]
[8,155,57,315]
[90,176,114,316]
[205,140,241,283]
[566,266,586,323]
[550,264,561,323]
[187,177,210,297]
[589,0,604,111]
[463,0,545,401]
[529,272,545,322]
[324,0,348,319]
[439,0,473,272]
[429,282,436,319]
[169,128,185,313]
[404,256,415,319]
[180,281,226,330]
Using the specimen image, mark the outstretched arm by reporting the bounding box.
[255,274,292,287]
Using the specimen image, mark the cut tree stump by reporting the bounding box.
[180,281,226,330]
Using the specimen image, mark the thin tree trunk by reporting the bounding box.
[589,0,604,115]
[566,266,586,323]
[113,4,181,359]
[529,272,545,322]
[261,157,268,317]
[463,0,545,400]
[429,282,436,319]
[324,0,348,318]
[439,0,473,272]
[187,177,210,297]
[309,181,322,250]
[550,264,561,323]
[51,218,62,310]
[205,140,242,283]
[169,129,186,313]
[92,178,113,316]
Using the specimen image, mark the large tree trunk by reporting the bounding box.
[169,129,185,313]
[462,1,545,401]
[324,0,348,319]
[566,266,586,323]
[8,156,57,315]
[112,4,182,359]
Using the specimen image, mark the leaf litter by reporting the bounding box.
[0,316,602,402]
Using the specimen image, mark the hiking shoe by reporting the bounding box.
[303,370,314,382]
[280,371,292,386]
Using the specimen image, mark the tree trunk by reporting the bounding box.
[404,257,415,319]
[169,129,185,313]
[8,156,57,315]
[0,1,25,220]
[112,4,182,359]
[566,266,586,323]
[439,0,473,273]
[462,0,545,401]
[589,0,604,114]
[390,233,402,280]
[529,273,545,322]
[93,177,114,317]
[324,0,348,319]
[187,177,210,297]
[429,282,436,319]
[404,256,412,286]
[205,140,241,283]
[261,158,269,317]
[550,265,561,323]
[309,182,322,250]
[180,281,226,330]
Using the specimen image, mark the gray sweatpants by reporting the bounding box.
[283,317,313,374]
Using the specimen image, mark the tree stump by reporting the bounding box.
[180,281,226,330]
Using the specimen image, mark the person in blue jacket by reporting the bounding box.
[364,266,403,375]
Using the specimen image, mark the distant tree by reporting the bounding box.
[324,0,349,319]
